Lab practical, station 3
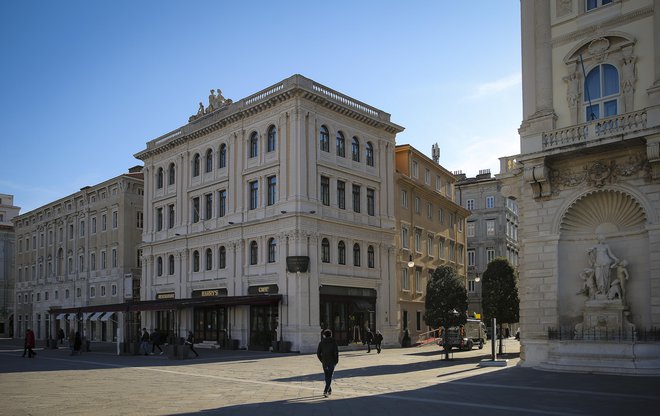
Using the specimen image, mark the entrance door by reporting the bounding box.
[249,305,278,349]
[193,307,227,343]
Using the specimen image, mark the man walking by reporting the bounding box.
[151,328,163,355]
[316,329,339,397]
[374,330,383,354]
[22,328,36,358]
[140,328,150,356]
[365,327,374,353]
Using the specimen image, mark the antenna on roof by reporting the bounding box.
[431,143,440,164]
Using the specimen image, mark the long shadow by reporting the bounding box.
[167,367,660,416]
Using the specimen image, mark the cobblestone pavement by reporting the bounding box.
[1,338,659,416]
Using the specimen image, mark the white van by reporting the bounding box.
[437,319,487,351]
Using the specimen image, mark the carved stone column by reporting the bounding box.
[647,133,660,180]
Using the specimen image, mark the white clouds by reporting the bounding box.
[466,72,521,100]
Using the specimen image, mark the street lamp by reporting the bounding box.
[407,254,415,268]
[475,273,481,283]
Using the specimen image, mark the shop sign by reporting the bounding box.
[156,292,175,300]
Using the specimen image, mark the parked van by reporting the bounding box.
[437,319,487,351]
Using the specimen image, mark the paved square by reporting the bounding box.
[1,338,658,416]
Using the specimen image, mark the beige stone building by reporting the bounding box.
[0,194,20,336]
[135,75,404,352]
[394,145,469,343]
[499,0,660,373]
[12,168,144,343]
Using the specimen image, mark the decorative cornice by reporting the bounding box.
[552,5,653,48]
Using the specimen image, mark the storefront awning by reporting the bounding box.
[56,313,67,320]
[89,312,104,321]
[67,313,77,321]
[83,313,92,320]
[100,312,114,322]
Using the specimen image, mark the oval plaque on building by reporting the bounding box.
[286,256,309,273]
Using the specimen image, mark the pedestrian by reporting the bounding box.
[186,331,199,357]
[72,331,82,355]
[140,328,150,356]
[316,329,339,397]
[374,330,383,354]
[69,328,76,354]
[58,328,65,345]
[23,328,36,358]
[365,327,374,353]
[151,328,163,355]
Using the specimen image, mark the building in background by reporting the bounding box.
[0,194,20,337]
[394,144,469,344]
[134,74,403,352]
[12,168,143,343]
[454,169,519,319]
[499,0,660,373]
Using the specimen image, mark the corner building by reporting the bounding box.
[499,0,660,373]
[135,75,403,352]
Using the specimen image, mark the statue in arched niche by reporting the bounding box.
[588,235,619,294]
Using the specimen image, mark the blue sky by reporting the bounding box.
[1,0,522,213]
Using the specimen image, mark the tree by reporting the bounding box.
[481,258,520,354]
[424,266,468,330]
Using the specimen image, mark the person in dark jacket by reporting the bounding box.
[186,331,199,357]
[364,328,374,353]
[151,328,163,355]
[23,328,36,358]
[140,328,150,356]
[316,329,339,397]
[72,331,82,355]
[374,330,383,354]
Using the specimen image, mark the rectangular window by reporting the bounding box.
[218,190,226,217]
[427,235,434,256]
[401,227,409,249]
[401,190,408,208]
[321,176,330,206]
[486,220,495,236]
[487,248,495,263]
[486,196,495,209]
[414,228,421,252]
[136,212,143,229]
[467,222,475,237]
[101,214,107,231]
[466,199,475,210]
[112,211,118,228]
[168,204,175,228]
[414,197,420,214]
[101,251,107,269]
[424,168,430,185]
[249,180,258,210]
[91,253,96,271]
[205,193,213,220]
[267,175,277,206]
[427,203,433,219]
[156,207,163,231]
[468,280,475,292]
[192,197,200,222]
[112,248,117,268]
[468,249,476,266]
[415,267,422,294]
[439,208,444,224]
[79,221,85,237]
[352,184,361,213]
[402,268,410,291]
[337,180,345,209]
[367,188,375,216]
[411,160,418,178]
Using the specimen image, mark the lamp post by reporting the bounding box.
[407,254,414,268]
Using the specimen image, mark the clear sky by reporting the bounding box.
[0,0,522,214]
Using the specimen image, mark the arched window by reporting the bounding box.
[192,154,200,177]
[267,125,277,152]
[205,248,213,270]
[336,131,345,157]
[353,243,361,267]
[338,241,346,265]
[250,241,258,265]
[168,163,176,185]
[321,238,330,263]
[193,250,200,272]
[219,144,227,168]
[249,132,259,158]
[205,149,213,173]
[168,255,175,275]
[157,256,163,276]
[368,245,375,268]
[268,238,276,263]
[585,63,619,121]
[157,168,164,189]
[320,126,330,152]
[218,246,226,269]
[351,136,360,162]
[366,142,374,167]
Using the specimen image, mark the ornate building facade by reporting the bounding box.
[0,194,20,337]
[12,169,144,343]
[135,75,404,352]
[394,145,469,343]
[499,0,660,373]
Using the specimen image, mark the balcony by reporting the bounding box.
[542,110,647,151]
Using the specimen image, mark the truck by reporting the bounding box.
[437,319,487,351]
